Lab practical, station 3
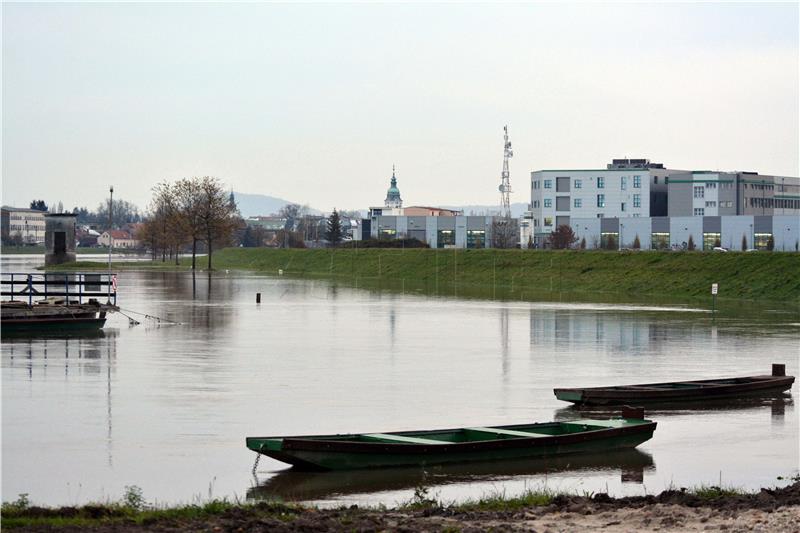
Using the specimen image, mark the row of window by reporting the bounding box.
[749,198,800,209]
[7,225,46,232]
[534,176,644,190]
[536,194,642,210]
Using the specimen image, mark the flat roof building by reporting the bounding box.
[529,158,678,248]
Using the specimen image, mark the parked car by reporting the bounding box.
[712,246,728,252]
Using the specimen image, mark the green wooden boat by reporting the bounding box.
[554,365,795,407]
[246,413,656,471]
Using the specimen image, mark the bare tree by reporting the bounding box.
[491,216,519,249]
[196,176,239,269]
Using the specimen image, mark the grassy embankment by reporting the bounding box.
[0,483,759,529]
[53,248,800,303]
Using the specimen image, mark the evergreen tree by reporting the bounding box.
[326,209,343,246]
[632,234,641,250]
[687,234,695,251]
[741,234,748,251]
[29,200,48,211]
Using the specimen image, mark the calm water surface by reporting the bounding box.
[2,255,798,507]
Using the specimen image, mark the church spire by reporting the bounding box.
[385,165,402,208]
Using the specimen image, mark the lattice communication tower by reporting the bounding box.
[498,125,513,217]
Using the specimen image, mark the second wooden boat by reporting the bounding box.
[554,364,795,406]
[246,409,656,471]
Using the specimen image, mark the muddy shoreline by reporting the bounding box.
[5,481,799,531]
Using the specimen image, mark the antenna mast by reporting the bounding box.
[498,125,513,217]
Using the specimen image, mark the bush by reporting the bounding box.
[632,235,641,250]
[687,235,695,251]
[579,237,586,250]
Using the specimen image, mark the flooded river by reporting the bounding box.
[2,255,798,507]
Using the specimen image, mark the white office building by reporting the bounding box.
[528,159,677,248]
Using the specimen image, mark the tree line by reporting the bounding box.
[28,199,143,228]
[138,176,239,270]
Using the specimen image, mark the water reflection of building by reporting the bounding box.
[3,331,118,465]
[529,308,716,356]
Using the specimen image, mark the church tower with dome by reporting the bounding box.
[384,165,403,208]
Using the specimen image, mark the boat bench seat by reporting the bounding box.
[466,427,549,438]
[362,433,446,445]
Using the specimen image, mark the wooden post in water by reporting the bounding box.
[256,293,261,304]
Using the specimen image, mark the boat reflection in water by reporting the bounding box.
[248,448,654,503]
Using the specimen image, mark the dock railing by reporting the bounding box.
[1,272,118,306]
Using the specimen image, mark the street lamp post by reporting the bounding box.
[108,186,114,276]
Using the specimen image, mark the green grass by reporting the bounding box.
[690,484,747,500]
[0,498,302,529]
[44,247,800,302]
[452,487,558,511]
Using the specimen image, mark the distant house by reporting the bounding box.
[97,230,140,249]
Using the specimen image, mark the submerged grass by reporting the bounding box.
[46,247,800,302]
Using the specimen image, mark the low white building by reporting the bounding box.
[1,207,47,244]
[97,230,140,249]
[569,215,798,251]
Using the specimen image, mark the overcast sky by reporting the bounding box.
[3,2,798,214]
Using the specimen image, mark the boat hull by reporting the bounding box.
[2,316,107,333]
[247,418,656,471]
[554,375,795,406]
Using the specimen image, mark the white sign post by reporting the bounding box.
[711,283,718,317]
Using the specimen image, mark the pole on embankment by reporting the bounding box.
[256,293,261,304]
[711,283,718,320]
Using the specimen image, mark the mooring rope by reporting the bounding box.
[116,307,182,325]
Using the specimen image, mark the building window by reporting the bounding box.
[596,213,604,218]
[544,180,552,189]
[693,186,704,198]
[597,194,605,208]
[574,179,582,189]
[705,182,717,188]
[633,175,641,188]
[437,230,455,248]
[597,177,605,188]
[654,176,659,184]
[693,208,704,216]
[621,176,627,190]
[600,232,618,249]
[533,200,539,208]
[544,217,553,227]
[633,194,641,208]
[705,201,716,207]
[754,233,772,250]
[574,198,582,208]
[378,228,396,239]
[534,181,539,189]
[466,230,485,249]
[703,232,721,251]
[621,202,627,212]
[544,199,552,208]
[651,232,670,250]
